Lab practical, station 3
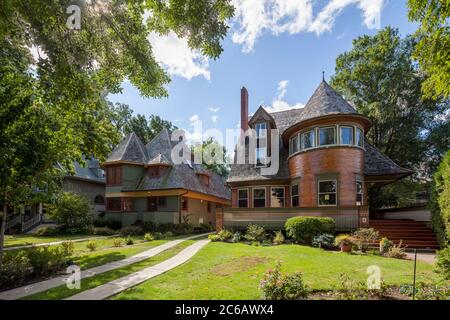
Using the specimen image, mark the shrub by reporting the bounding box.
[379,237,393,255]
[164,231,174,238]
[352,228,379,252]
[86,241,98,252]
[153,232,164,240]
[0,251,32,287]
[285,216,335,244]
[208,234,221,242]
[120,226,144,236]
[144,232,154,242]
[33,226,60,237]
[91,227,116,236]
[49,192,93,234]
[142,221,157,233]
[218,229,233,242]
[311,233,335,249]
[385,241,406,259]
[26,245,73,276]
[231,231,242,243]
[125,236,134,245]
[273,231,285,245]
[435,247,450,280]
[334,234,353,247]
[60,241,75,256]
[112,238,124,247]
[93,219,122,230]
[194,223,214,234]
[429,150,450,246]
[259,261,308,300]
[156,223,178,233]
[244,224,266,242]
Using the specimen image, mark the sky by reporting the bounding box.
[108,0,418,149]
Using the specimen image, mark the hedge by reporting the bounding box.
[285,216,336,244]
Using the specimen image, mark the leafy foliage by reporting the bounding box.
[435,247,450,280]
[408,0,450,99]
[244,224,266,242]
[273,231,285,245]
[311,233,335,249]
[352,228,379,252]
[192,137,231,177]
[285,216,335,244]
[49,192,93,234]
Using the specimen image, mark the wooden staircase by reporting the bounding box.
[369,220,440,250]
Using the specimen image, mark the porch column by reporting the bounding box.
[38,202,43,221]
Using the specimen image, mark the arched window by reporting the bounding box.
[94,195,105,204]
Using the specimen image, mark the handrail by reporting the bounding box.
[5,216,21,230]
[22,215,41,232]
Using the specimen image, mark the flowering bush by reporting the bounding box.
[259,261,308,300]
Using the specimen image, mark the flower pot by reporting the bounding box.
[340,243,352,252]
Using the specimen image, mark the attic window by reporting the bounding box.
[197,173,210,186]
[255,122,267,138]
[148,166,160,178]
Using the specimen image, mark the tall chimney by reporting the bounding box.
[240,86,249,132]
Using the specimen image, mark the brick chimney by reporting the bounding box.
[240,86,249,132]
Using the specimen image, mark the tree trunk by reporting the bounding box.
[0,195,7,267]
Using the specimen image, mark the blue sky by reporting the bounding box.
[108,0,417,146]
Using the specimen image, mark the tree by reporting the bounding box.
[49,192,93,234]
[331,27,449,174]
[408,0,450,99]
[192,138,230,177]
[0,0,234,266]
[121,113,178,144]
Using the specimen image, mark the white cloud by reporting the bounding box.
[211,115,219,123]
[148,32,211,80]
[208,107,221,113]
[265,80,305,113]
[231,0,384,53]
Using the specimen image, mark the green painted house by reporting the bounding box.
[103,129,231,227]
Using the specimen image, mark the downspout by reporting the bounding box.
[178,190,189,224]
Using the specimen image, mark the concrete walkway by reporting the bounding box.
[405,252,436,264]
[0,233,209,300]
[66,239,210,300]
[4,235,117,251]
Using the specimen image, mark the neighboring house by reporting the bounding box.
[223,81,413,231]
[102,129,231,227]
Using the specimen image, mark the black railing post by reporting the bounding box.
[412,248,417,300]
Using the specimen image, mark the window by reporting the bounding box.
[148,197,157,211]
[318,181,337,206]
[356,181,363,205]
[255,122,267,138]
[106,198,121,211]
[319,127,336,146]
[94,195,105,204]
[271,187,285,208]
[301,130,315,149]
[256,147,267,166]
[340,126,354,145]
[355,127,364,147]
[148,166,160,178]
[207,202,211,213]
[106,166,122,185]
[158,196,167,208]
[198,174,210,186]
[292,135,299,154]
[253,188,266,208]
[238,189,248,208]
[181,197,188,211]
[122,198,133,212]
[291,184,299,207]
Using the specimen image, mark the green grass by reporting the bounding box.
[24,240,196,300]
[112,242,438,300]
[4,234,100,247]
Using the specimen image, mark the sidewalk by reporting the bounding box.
[0,233,209,300]
[66,239,210,300]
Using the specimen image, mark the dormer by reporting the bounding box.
[248,106,276,167]
[145,153,171,178]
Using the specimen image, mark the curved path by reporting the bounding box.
[66,239,210,300]
[0,233,210,300]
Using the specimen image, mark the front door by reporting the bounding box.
[148,197,157,211]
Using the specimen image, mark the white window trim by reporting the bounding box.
[318,180,338,207]
[318,126,337,146]
[270,187,285,208]
[356,180,364,206]
[355,127,364,148]
[339,125,354,145]
[301,129,316,150]
[237,188,249,208]
[253,187,266,208]
[291,184,300,207]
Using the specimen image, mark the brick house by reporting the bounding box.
[103,129,230,227]
[223,81,412,231]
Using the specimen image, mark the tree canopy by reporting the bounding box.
[408,0,450,99]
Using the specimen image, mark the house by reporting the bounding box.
[102,129,231,227]
[222,81,413,231]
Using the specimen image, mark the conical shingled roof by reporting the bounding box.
[106,132,148,164]
[300,80,358,121]
[146,153,172,166]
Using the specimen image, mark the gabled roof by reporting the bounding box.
[106,132,148,164]
[65,157,105,184]
[249,106,276,127]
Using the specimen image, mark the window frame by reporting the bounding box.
[291,184,299,207]
[318,126,337,146]
[237,188,249,208]
[106,166,122,186]
[157,196,167,208]
[355,127,364,148]
[318,180,338,207]
[106,197,122,211]
[253,187,266,208]
[270,187,285,208]
[339,126,354,145]
[255,122,267,138]
[181,197,188,211]
[356,180,364,205]
[255,147,267,167]
[301,129,316,150]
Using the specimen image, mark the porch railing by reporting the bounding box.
[5,215,21,230]
[22,215,42,232]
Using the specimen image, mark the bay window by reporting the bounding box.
[340,126,354,145]
[318,180,337,206]
[319,127,336,146]
[356,127,364,147]
[301,130,316,149]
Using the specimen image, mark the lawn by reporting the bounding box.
[24,240,196,300]
[4,234,100,247]
[112,242,438,300]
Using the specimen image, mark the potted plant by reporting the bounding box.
[334,234,353,253]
